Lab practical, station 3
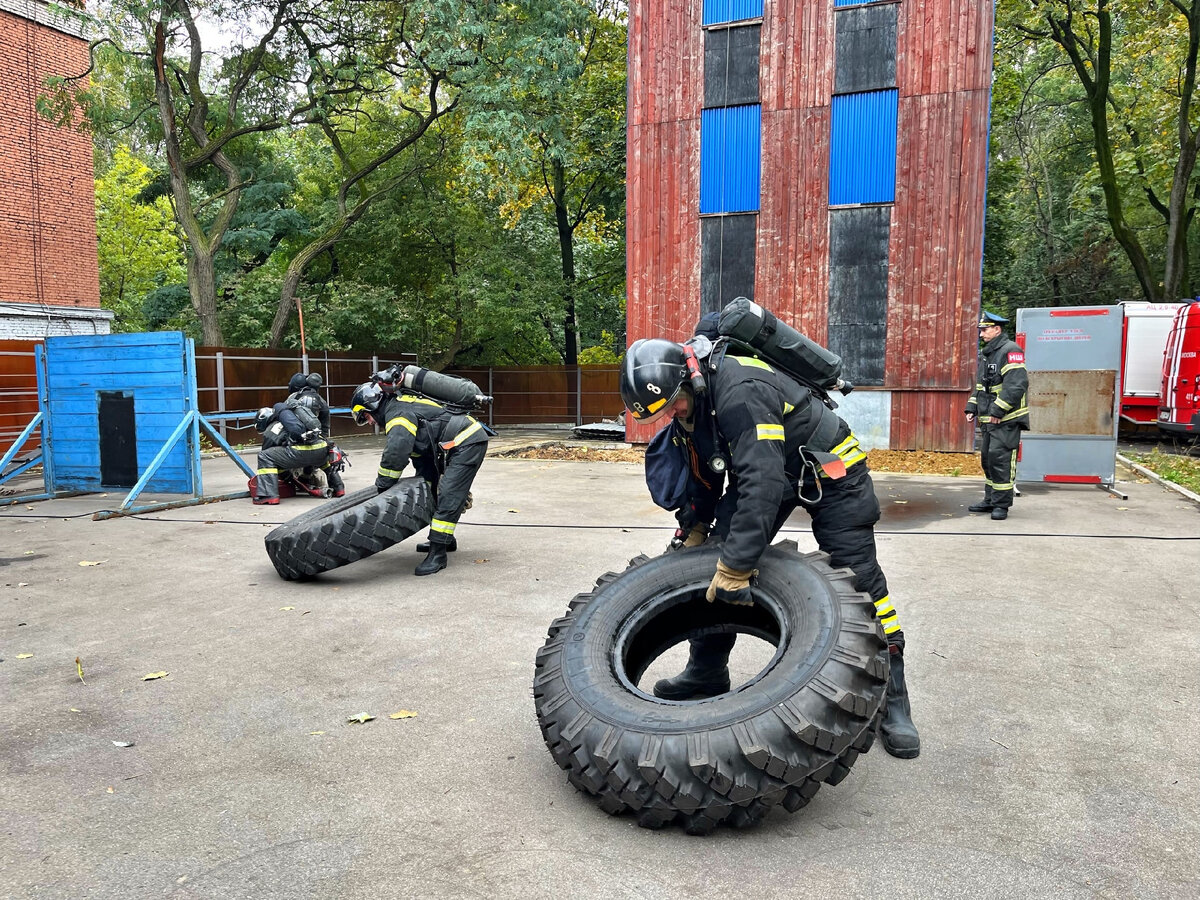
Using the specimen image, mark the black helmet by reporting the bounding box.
[254,406,275,433]
[306,373,323,389]
[350,382,385,426]
[620,338,689,423]
[288,372,308,393]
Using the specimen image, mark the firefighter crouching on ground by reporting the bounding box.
[287,371,333,440]
[965,311,1029,520]
[253,403,339,505]
[620,337,920,759]
[349,381,489,576]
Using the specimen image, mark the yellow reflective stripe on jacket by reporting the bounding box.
[442,420,482,449]
[994,397,1013,411]
[386,416,417,435]
[378,465,403,479]
[997,406,1028,423]
[1000,361,1026,375]
[431,518,456,534]
[756,423,785,441]
[291,442,327,451]
[783,401,795,414]
[830,434,868,468]
[399,393,442,407]
[730,355,773,371]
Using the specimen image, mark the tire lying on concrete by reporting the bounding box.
[534,541,889,834]
[264,477,433,580]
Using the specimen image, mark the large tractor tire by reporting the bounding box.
[534,542,889,834]
[264,478,433,580]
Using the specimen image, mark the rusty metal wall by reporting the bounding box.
[627,0,993,450]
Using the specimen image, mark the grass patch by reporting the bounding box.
[1125,447,1200,495]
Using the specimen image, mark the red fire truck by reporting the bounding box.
[1119,301,1184,426]
[1159,299,1200,437]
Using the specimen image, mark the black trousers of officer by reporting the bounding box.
[979,423,1021,509]
[256,445,332,499]
[427,442,486,546]
[695,460,902,660]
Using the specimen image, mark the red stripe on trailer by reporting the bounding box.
[1043,475,1102,484]
[1050,309,1111,317]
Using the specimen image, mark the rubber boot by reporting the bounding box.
[652,634,735,700]
[415,542,449,576]
[880,644,920,758]
[968,500,993,512]
[325,468,345,498]
[416,537,457,553]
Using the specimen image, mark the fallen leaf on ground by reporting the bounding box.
[70,708,81,712]
[389,710,418,719]
[309,731,325,735]
[17,653,33,659]
[17,582,29,587]
[78,560,107,567]
[892,500,908,504]
[106,787,114,794]
[1117,506,1129,511]
[76,657,86,683]
[23,551,34,555]
[279,606,295,611]
[473,558,490,564]
[347,713,375,724]
[142,671,169,681]
[507,508,520,513]
[112,741,134,748]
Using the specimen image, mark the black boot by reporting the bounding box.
[415,543,449,576]
[416,537,457,553]
[653,634,735,700]
[968,500,993,512]
[880,644,920,758]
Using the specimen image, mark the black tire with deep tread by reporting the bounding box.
[533,542,889,833]
[264,478,433,580]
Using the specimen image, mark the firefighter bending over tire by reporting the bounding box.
[350,379,490,577]
[620,322,921,759]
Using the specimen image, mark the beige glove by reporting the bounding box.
[705,559,755,606]
[682,525,708,547]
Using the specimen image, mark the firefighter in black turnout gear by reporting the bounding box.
[252,403,337,505]
[350,382,489,576]
[965,311,1029,520]
[286,371,344,497]
[621,336,920,759]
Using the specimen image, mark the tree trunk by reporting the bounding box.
[1162,2,1200,302]
[552,160,578,366]
[188,249,223,346]
[268,220,352,347]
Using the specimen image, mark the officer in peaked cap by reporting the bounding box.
[965,309,1028,519]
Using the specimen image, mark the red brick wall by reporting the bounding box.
[0,5,100,310]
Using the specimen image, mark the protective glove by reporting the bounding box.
[705,559,755,606]
[665,525,707,553]
[375,475,398,493]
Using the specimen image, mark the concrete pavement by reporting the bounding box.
[2,434,1198,899]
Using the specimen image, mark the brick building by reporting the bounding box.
[0,0,108,338]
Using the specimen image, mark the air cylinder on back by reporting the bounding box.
[717,297,845,392]
[398,365,488,409]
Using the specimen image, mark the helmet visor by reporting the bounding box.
[352,405,372,427]
[626,385,682,425]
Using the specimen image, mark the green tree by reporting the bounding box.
[1001,0,1200,302]
[94,147,186,330]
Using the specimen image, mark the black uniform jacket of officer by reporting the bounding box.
[966,335,1029,429]
[261,403,309,450]
[681,349,845,571]
[375,393,488,491]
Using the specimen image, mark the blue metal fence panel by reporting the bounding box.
[44,332,196,493]
[829,89,898,205]
[700,104,762,214]
[834,0,866,7]
[703,0,764,26]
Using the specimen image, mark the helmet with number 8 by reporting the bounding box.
[619,338,689,425]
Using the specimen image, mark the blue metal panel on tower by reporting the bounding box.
[703,0,763,26]
[833,0,869,7]
[700,104,762,214]
[829,89,898,205]
[44,332,195,493]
